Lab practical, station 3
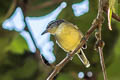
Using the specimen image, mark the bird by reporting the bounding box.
[41,19,90,68]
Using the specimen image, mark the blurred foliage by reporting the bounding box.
[5,34,29,54]
[26,0,82,17]
[0,0,120,80]
[0,0,16,25]
[0,0,12,19]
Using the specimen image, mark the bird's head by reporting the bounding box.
[41,19,65,35]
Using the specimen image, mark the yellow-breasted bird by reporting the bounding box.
[41,19,90,68]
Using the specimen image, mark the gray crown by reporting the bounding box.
[47,19,65,29]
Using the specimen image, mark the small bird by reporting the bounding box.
[41,19,90,68]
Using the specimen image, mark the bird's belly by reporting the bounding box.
[56,30,81,52]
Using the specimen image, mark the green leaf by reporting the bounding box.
[109,0,120,15]
[109,0,116,9]
[118,0,120,16]
[108,0,117,30]
[108,0,120,29]
[108,7,113,30]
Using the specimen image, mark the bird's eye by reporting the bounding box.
[47,20,56,28]
[48,20,56,25]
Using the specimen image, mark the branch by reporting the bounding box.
[96,22,108,80]
[95,0,108,80]
[47,0,107,79]
[95,21,108,80]
[28,0,63,11]
[98,47,107,80]
[103,5,120,22]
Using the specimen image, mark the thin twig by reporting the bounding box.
[96,22,108,80]
[97,22,108,80]
[97,24,108,80]
[28,0,63,11]
[95,0,108,80]
[98,47,108,80]
[111,12,120,22]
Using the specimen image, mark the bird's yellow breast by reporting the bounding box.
[55,23,83,52]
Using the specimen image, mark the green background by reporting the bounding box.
[0,0,120,80]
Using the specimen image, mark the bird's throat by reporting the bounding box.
[48,27,58,35]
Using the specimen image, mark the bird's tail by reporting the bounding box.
[76,48,90,68]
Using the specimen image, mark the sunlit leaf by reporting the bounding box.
[109,0,116,11]
[108,0,120,30]
[108,7,112,30]
[109,0,120,16]
[108,0,116,30]
[118,0,120,16]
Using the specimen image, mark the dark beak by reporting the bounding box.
[41,30,48,35]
